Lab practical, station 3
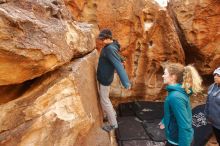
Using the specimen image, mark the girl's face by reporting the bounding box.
[162,68,176,85]
[214,73,220,84]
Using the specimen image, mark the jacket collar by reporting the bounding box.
[208,83,220,96]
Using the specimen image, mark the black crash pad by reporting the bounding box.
[118,140,165,146]
[133,101,164,122]
[142,119,166,142]
[192,104,213,146]
[117,101,164,121]
[117,102,136,117]
[116,101,166,146]
[116,116,150,141]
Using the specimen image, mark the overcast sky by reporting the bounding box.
[154,0,169,7]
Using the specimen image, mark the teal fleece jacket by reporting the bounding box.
[162,84,193,146]
[97,40,130,88]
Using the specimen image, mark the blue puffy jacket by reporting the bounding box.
[205,83,220,129]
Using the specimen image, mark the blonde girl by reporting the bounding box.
[159,63,202,146]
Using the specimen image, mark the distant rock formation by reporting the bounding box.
[169,0,220,75]
[66,0,220,99]
[66,0,185,99]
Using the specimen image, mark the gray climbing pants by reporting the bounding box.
[99,83,117,126]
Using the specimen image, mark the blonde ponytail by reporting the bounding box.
[182,65,203,94]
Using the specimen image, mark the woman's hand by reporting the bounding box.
[159,122,165,129]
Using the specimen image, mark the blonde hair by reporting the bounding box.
[165,63,203,94]
[182,65,203,94]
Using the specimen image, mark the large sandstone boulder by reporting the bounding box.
[0,0,96,85]
[65,0,184,99]
[0,50,110,146]
[169,0,220,74]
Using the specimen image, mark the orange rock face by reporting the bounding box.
[169,0,220,75]
[0,0,96,85]
[66,0,185,99]
[0,50,110,146]
[0,0,219,146]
